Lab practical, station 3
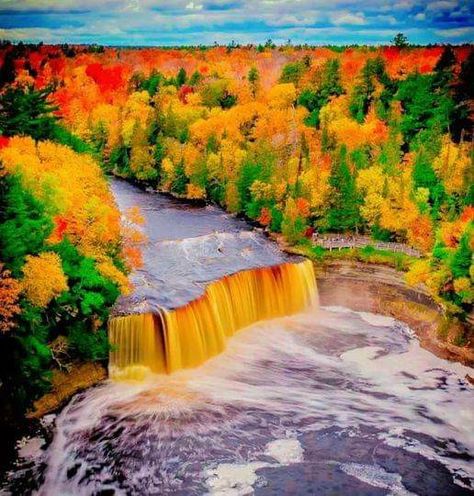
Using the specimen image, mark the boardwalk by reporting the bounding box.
[312,233,422,258]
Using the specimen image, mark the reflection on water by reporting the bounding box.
[10,307,473,495]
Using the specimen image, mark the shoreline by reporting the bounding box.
[2,255,472,486]
[29,255,474,421]
[316,259,474,369]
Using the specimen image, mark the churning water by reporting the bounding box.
[7,306,474,495]
[4,179,473,495]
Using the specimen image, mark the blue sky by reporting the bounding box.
[0,0,473,46]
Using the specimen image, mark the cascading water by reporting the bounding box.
[4,178,473,495]
[109,260,317,379]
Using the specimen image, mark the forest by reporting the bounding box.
[0,40,473,422]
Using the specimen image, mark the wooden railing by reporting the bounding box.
[312,234,422,258]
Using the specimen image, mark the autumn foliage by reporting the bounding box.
[0,41,473,415]
[1,41,466,315]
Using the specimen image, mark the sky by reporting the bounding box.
[0,0,473,46]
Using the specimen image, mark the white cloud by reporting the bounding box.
[426,0,458,11]
[374,14,398,25]
[414,12,426,20]
[185,2,203,10]
[392,1,416,10]
[435,26,474,37]
[330,10,366,25]
[266,14,319,27]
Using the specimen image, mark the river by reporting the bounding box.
[4,178,474,495]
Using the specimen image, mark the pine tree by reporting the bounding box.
[326,146,360,232]
[0,85,58,140]
[176,67,187,88]
[248,67,260,97]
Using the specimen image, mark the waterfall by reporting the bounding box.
[108,259,317,380]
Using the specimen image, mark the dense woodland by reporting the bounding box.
[0,40,473,419]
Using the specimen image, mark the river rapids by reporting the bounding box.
[3,179,473,496]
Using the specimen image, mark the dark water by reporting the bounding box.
[3,180,473,496]
[110,178,294,313]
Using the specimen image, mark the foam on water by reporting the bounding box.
[6,306,473,495]
[205,438,304,495]
[339,463,415,495]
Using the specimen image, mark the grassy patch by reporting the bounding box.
[298,243,418,271]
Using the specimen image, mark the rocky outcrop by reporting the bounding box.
[27,362,107,419]
[316,259,474,367]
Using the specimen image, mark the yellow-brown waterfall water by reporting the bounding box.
[109,259,317,380]
[16,180,473,495]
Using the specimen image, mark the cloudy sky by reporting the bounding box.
[0,0,473,46]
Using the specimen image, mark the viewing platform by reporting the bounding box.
[311,233,422,258]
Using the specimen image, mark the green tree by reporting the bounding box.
[189,70,202,86]
[395,73,455,144]
[237,161,261,212]
[248,66,260,97]
[349,57,394,123]
[298,59,343,127]
[450,225,472,279]
[177,67,187,88]
[412,143,445,219]
[393,33,409,49]
[326,146,360,232]
[171,160,189,195]
[51,239,120,360]
[0,85,58,140]
[280,61,306,85]
[0,174,53,277]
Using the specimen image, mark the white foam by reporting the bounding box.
[357,312,396,327]
[205,438,303,495]
[265,438,304,464]
[340,463,416,496]
[205,462,267,496]
[321,305,354,314]
[17,436,45,461]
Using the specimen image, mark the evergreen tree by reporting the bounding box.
[248,66,260,97]
[326,146,360,232]
[450,226,472,279]
[298,59,343,127]
[393,33,409,49]
[396,73,455,144]
[189,70,202,86]
[0,85,58,140]
[176,67,187,88]
[171,160,188,195]
[349,57,394,123]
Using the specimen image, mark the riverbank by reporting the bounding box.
[28,256,473,423]
[27,362,107,419]
[316,259,474,369]
[269,233,473,368]
[0,362,107,487]
[2,250,472,488]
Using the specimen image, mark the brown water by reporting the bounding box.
[4,179,473,496]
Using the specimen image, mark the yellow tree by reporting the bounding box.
[0,263,21,333]
[21,252,68,308]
